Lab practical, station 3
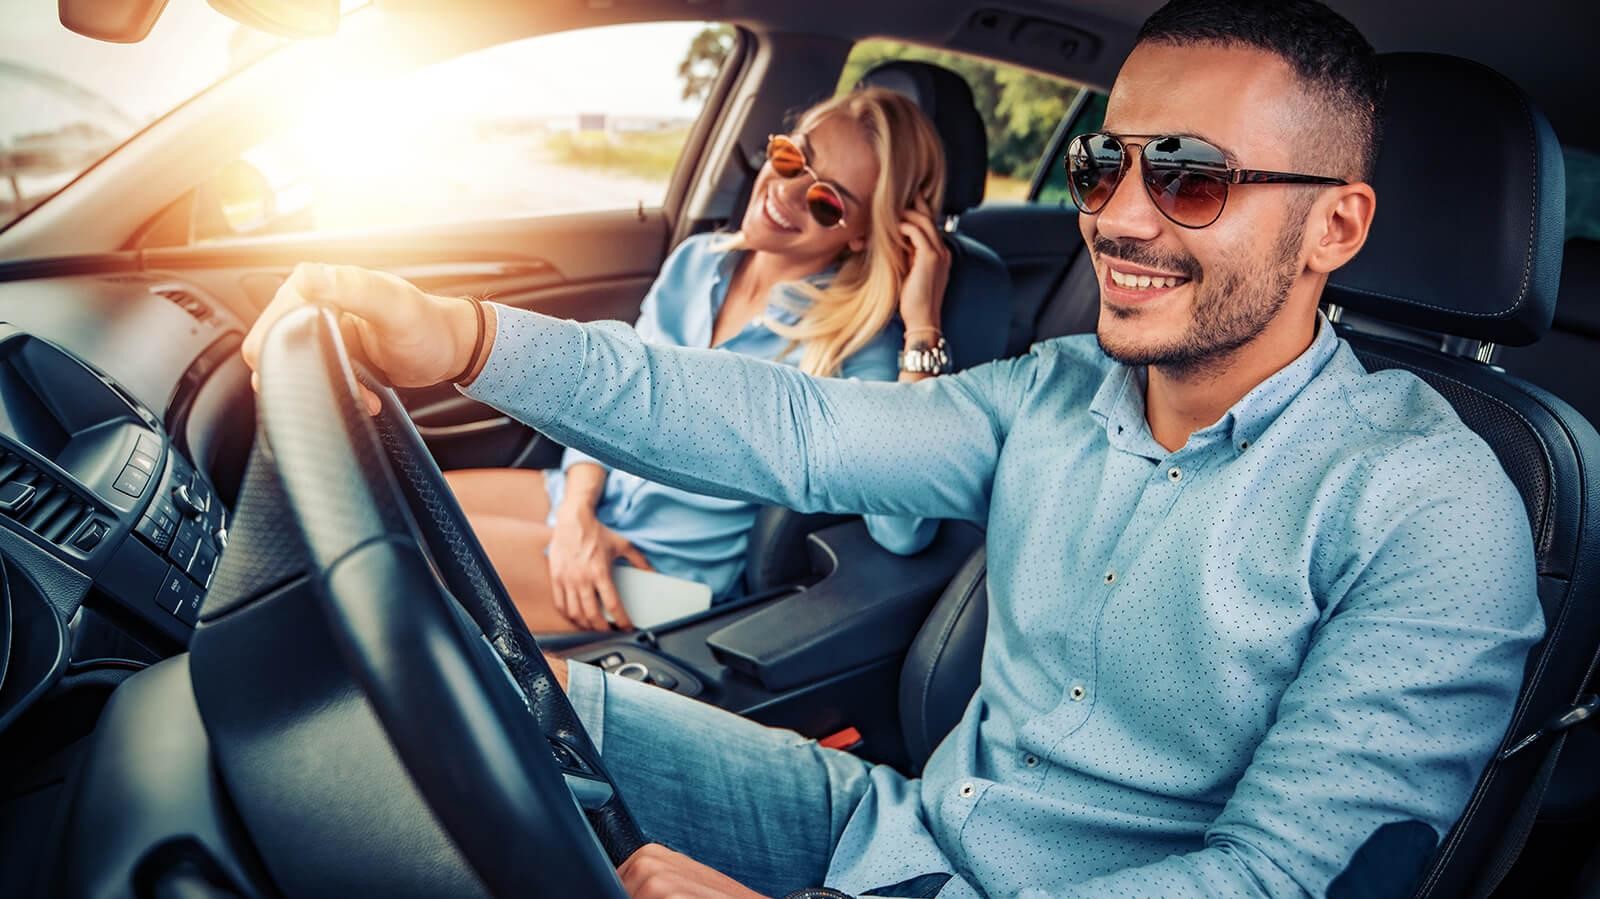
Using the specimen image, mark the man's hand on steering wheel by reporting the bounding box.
[241,262,483,408]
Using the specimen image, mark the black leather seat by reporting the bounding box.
[898,52,1600,898]
[1499,239,1600,428]
[741,61,1011,592]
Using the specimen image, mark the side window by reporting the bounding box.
[1033,91,1107,208]
[837,40,1092,206]
[196,22,734,243]
[1566,146,1600,242]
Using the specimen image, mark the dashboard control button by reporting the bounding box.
[113,468,146,497]
[187,543,218,586]
[648,671,678,691]
[127,451,157,474]
[171,483,203,519]
[189,476,213,513]
[136,433,162,459]
[596,652,624,670]
[168,519,203,567]
[135,515,171,550]
[156,567,192,614]
[72,520,108,551]
[155,494,180,526]
[213,525,228,549]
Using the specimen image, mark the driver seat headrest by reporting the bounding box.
[857,61,988,217]
[1325,52,1565,347]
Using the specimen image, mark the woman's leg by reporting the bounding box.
[444,468,552,521]
[444,469,578,632]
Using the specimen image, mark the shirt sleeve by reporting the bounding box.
[838,327,938,556]
[460,305,1034,523]
[1005,429,1545,899]
[556,247,679,478]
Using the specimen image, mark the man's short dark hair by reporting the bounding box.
[1137,0,1385,182]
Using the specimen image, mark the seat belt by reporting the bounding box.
[1469,693,1600,898]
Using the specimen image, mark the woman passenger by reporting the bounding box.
[445,87,957,632]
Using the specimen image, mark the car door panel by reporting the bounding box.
[140,209,671,470]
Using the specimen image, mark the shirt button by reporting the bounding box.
[959,782,976,798]
[1069,684,1087,702]
[1103,569,1117,585]
[1024,754,1040,768]
[1167,466,1183,482]
[1238,440,1251,451]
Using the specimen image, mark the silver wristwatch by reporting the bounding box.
[899,336,952,375]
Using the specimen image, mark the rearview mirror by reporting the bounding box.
[206,0,340,37]
[58,0,170,43]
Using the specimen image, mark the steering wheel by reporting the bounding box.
[253,305,641,898]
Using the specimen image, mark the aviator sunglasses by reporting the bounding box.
[1065,132,1347,229]
[765,134,850,229]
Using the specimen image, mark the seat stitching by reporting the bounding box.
[1334,67,1542,321]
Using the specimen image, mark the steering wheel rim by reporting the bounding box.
[256,305,638,898]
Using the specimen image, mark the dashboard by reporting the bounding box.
[0,269,251,733]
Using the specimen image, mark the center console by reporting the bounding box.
[0,327,226,649]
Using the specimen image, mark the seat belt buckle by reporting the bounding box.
[819,727,864,752]
[1498,694,1600,761]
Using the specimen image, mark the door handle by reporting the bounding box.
[414,416,516,440]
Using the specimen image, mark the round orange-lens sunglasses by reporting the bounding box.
[765,134,850,229]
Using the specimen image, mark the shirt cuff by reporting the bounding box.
[564,659,608,752]
[456,303,587,421]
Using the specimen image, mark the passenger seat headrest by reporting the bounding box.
[857,61,988,217]
[1325,52,1565,347]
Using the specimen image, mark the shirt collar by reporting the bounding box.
[1089,311,1340,459]
[707,239,838,328]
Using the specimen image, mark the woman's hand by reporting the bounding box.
[897,205,951,334]
[240,262,483,411]
[547,503,650,631]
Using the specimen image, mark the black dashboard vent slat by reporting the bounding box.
[0,448,99,550]
[26,487,66,531]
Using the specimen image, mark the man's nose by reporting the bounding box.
[1091,153,1165,243]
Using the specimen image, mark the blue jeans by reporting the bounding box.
[568,661,878,895]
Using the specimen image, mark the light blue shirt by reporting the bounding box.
[462,304,1543,898]
[544,232,935,599]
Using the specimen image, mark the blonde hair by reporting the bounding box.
[744,88,947,377]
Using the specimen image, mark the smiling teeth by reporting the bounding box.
[765,193,796,230]
[1111,269,1182,289]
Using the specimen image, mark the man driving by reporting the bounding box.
[240,1,1543,896]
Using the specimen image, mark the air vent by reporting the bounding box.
[0,449,94,547]
[151,286,213,323]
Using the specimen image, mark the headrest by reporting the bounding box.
[1553,240,1600,338]
[1325,52,1565,346]
[858,61,988,216]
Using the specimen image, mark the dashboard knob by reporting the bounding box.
[172,483,204,519]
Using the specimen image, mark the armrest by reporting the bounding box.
[706,520,983,691]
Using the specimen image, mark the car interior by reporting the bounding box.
[1,0,1598,896]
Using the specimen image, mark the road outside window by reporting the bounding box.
[208,22,730,242]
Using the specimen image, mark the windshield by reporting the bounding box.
[0,2,284,231]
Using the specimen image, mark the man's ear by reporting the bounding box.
[1305,182,1377,274]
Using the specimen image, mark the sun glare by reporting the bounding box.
[236,21,711,236]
